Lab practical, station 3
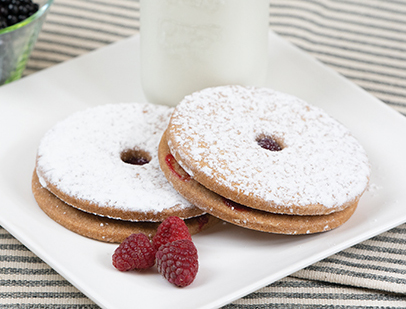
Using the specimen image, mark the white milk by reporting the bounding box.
[140,0,270,106]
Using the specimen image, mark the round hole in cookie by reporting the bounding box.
[121,149,151,165]
[256,135,283,152]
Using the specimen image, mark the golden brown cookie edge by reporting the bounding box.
[159,130,358,235]
[32,170,219,243]
[35,155,205,222]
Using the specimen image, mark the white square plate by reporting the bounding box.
[1,32,406,309]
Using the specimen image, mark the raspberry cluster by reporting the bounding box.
[0,0,39,29]
[112,216,199,287]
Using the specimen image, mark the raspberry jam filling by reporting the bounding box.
[196,215,210,231]
[165,154,191,181]
[257,136,282,151]
[121,149,151,165]
[223,198,249,212]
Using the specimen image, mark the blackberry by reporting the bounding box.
[0,0,39,29]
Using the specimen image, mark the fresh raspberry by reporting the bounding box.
[156,239,198,287]
[112,233,156,271]
[152,216,192,251]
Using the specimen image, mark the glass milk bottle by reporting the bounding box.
[140,0,270,106]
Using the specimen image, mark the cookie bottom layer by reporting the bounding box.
[32,171,219,243]
[159,131,358,235]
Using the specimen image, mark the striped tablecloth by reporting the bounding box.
[2,0,406,307]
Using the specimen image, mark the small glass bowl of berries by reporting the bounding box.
[0,0,53,85]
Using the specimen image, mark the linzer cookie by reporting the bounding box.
[159,130,358,235]
[32,171,217,243]
[35,102,204,222]
[166,85,370,217]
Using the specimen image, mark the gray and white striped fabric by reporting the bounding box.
[269,0,406,116]
[1,0,405,307]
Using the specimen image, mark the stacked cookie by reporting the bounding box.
[33,86,370,240]
[158,86,371,235]
[32,103,218,243]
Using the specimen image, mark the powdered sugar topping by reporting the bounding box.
[168,86,370,210]
[36,103,194,213]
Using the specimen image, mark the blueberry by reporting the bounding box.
[0,0,38,29]
[0,16,7,28]
[6,14,17,26]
